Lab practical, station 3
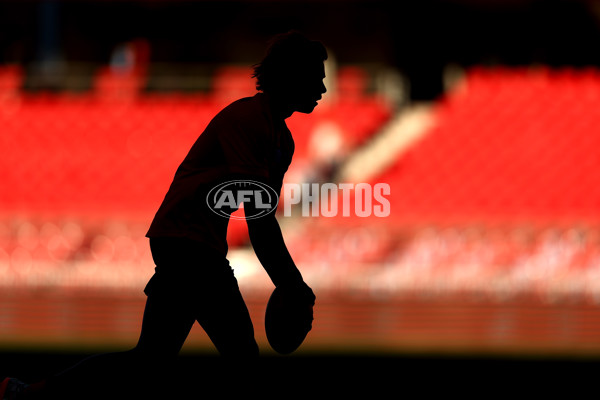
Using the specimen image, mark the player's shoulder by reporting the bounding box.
[215,94,267,124]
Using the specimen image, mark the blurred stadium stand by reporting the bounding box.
[2,0,600,357]
[2,62,600,356]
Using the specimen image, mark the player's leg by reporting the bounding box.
[4,238,202,399]
[33,291,196,399]
[134,288,196,357]
[194,266,259,358]
[149,236,259,357]
[26,248,198,399]
[189,265,259,398]
[7,298,194,399]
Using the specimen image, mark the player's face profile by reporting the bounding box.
[291,61,326,114]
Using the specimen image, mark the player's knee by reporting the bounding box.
[218,339,259,358]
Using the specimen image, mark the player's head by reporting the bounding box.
[253,31,328,114]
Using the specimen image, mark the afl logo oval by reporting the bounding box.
[206,180,279,220]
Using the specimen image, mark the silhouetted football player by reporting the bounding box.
[1,30,325,399]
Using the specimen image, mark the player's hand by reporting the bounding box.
[277,280,316,306]
[276,281,315,335]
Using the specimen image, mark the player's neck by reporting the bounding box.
[261,91,294,120]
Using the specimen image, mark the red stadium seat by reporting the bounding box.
[0,64,23,94]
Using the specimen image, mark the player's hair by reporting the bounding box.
[252,31,328,93]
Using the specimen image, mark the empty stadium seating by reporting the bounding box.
[374,66,600,225]
[2,64,600,301]
[285,66,600,299]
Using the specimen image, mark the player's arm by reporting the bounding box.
[246,204,301,286]
[217,112,313,299]
[242,181,314,301]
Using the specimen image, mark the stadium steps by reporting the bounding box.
[336,102,435,183]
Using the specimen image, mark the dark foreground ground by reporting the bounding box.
[1,349,599,398]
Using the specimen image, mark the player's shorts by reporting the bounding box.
[144,236,235,299]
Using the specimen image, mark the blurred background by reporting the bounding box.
[1,0,600,376]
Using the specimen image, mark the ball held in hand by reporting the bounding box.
[265,285,314,354]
